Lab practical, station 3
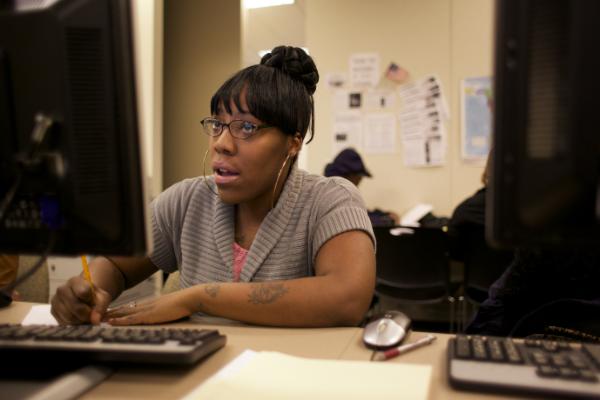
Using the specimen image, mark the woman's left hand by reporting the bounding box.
[104,289,197,325]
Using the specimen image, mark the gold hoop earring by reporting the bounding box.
[271,154,291,210]
[202,149,219,196]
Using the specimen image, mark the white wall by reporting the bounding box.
[131,0,164,197]
[305,0,494,216]
[163,0,242,188]
[242,0,306,67]
[449,0,494,205]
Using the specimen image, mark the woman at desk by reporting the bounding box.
[51,46,376,328]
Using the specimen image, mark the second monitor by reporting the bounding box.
[0,0,149,256]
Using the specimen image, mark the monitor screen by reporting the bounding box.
[0,0,149,256]
[487,0,600,248]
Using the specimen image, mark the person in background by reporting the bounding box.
[51,46,376,328]
[324,148,399,227]
[456,153,599,340]
[447,152,511,261]
[467,248,600,340]
[447,152,513,308]
[447,155,491,261]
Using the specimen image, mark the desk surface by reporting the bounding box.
[0,302,522,400]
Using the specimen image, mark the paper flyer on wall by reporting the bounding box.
[398,75,448,167]
[332,112,363,155]
[325,72,347,89]
[398,75,449,120]
[402,135,446,167]
[461,76,492,161]
[365,89,396,110]
[362,113,396,154]
[349,53,380,88]
[333,90,363,112]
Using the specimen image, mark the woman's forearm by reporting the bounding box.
[89,256,158,302]
[88,257,127,301]
[186,275,371,327]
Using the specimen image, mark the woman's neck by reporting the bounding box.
[234,200,269,249]
[234,162,293,243]
[236,201,269,225]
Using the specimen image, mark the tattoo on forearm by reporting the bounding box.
[247,283,289,305]
[204,283,220,298]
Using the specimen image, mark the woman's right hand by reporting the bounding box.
[50,275,113,325]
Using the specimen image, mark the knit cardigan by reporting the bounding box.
[149,165,375,288]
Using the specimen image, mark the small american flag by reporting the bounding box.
[385,62,408,83]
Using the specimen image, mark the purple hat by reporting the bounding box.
[324,148,372,178]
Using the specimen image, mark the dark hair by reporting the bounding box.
[210,46,319,143]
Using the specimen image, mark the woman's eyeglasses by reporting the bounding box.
[200,118,272,140]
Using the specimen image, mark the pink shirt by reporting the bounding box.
[232,242,249,282]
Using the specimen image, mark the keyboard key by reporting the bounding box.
[487,338,505,361]
[472,337,487,360]
[537,365,560,378]
[542,340,559,353]
[579,370,598,382]
[551,354,569,367]
[0,325,18,339]
[455,336,471,358]
[531,350,550,366]
[503,339,523,363]
[568,354,590,370]
[557,341,571,351]
[582,344,600,368]
[558,367,579,380]
[12,327,34,340]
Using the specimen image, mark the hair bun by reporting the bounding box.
[261,46,319,95]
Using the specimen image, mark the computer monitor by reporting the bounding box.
[487,0,600,248]
[0,0,149,256]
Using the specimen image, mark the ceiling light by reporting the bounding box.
[257,47,309,59]
[244,0,294,10]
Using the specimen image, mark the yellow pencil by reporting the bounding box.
[81,255,96,298]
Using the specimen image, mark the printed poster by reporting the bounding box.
[398,75,448,167]
[363,113,396,154]
[461,76,492,161]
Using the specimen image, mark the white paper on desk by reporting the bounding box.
[21,304,58,325]
[401,203,434,227]
[183,351,431,400]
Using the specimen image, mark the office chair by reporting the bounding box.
[373,226,458,332]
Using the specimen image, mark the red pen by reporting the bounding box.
[375,334,437,361]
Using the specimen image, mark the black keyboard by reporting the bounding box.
[448,335,600,399]
[0,323,226,366]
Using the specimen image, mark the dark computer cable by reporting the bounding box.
[0,170,22,228]
[0,114,58,307]
[0,232,56,294]
[0,232,56,308]
[0,113,55,228]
